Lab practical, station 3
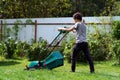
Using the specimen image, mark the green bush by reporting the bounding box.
[4,37,17,59]
[63,36,74,63]
[111,20,120,65]
[15,41,30,57]
[112,20,120,39]
[110,40,120,65]
[0,42,7,56]
[0,37,49,60]
[28,38,49,61]
[88,33,112,61]
[2,38,31,59]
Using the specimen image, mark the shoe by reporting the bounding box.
[90,71,95,73]
[24,65,29,70]
[70,70,75,72]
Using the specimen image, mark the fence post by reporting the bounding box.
[0,20,3,41]
[34,20,37,42]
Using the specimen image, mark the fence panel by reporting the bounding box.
[0,16,120,43]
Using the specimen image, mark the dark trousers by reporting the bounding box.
[71,42,94,72]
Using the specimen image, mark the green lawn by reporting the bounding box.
[0,58,120,80]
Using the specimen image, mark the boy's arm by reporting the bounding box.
[58,26,75,32]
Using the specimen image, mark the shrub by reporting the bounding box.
[28,38,49,61]
[0,42,7,56]
[0,37,50,60]
[112,20,120,39]
[88,33,112,61]
[111,20,120,65]
[15,41,30,57]
[4,37,17,59]
[0,38,30,59]
[110,40,120,65]
[63,36,74,63]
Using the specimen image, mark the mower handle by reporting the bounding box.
[59,26,68,33]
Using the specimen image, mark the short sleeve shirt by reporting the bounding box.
[74,22,87,43]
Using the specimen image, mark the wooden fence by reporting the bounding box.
[0,19,111,42]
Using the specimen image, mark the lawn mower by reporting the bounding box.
[25,28,68,70]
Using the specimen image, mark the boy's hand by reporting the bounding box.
[72,30,76,33]
[58,28,64,31]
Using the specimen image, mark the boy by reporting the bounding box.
[58,12,95,73]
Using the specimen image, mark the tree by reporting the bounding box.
[0,0,118,18]
[100,0,116,16]
[111,1,120,16]
[0,0,72,18]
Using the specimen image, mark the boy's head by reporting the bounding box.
[73,12,82,22]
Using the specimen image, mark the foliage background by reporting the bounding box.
[0,0,120,18]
